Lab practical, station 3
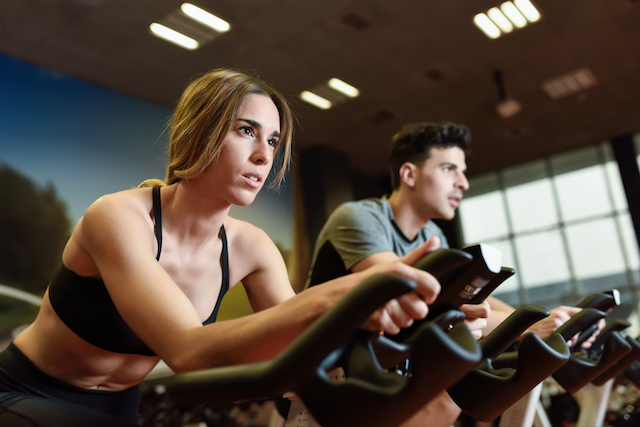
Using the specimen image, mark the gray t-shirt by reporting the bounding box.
[306,197,448,288]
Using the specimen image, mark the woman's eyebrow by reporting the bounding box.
[239,118,281,138]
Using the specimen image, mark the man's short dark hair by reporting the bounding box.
[389,122,471,190]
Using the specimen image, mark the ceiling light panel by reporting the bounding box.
[542,67,598,99]
[474,0,541,39]
[181,3,230,33]
[328,78,360,98]
[301,78,360,110]
[300,91,332,110]
[149,23,199,50]
[150,3,230,50]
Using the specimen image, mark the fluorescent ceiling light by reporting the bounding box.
[475,0,540,38]
[474,13,501,39]
[514,0,541,22]
[328,78,360,98]
[487,7,514,33]
[542,67,598,99]
[300,91,332,110]
[500,2,527,28]
[149,23,199,50]
[181,3,230,33]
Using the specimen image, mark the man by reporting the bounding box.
[305,122,588,426]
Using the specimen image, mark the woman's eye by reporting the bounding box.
[268,138,279,147]
[239,126,253,136]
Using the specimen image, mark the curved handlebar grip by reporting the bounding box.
[480,304,550,361]
[552,330,632,393]
[166,273,417,405]
[367,310,468,369]
[571,290,621,351]
[449,330,570,422]
[587,318,631,357]
[625,359,640,388]
[554,308,606,342]
[592,335,640,386]
[302,310,482,427]
[468,267,516,304]
[413,247,475,278]
[430,244,503,315]
[395,244,505,343]
[576,290,621,311]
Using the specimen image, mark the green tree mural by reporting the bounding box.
[0,164,71,296]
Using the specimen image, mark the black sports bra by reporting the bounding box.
[48,187,230,356]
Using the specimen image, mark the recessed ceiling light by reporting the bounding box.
[149,23,199,50]
[474,13,501,39]
[500,2,527,28]
[475,0,541,38]
[514,0,541,22]
[487,7,514,33]
[328,78,360,98]
[181,3,230,33]
[542,67,598,99]
[300,91,332,110]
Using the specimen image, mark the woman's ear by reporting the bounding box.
[399,162,418,188]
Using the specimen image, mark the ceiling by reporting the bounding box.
[2,0,639,178]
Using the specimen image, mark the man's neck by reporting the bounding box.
[387,191,430,241]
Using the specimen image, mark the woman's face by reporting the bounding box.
[205,93,281,207]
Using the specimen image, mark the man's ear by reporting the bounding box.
[399,162,418,188]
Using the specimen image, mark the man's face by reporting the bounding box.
[412,146,469,221]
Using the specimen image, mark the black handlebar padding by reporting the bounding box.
[448,330,570,422]
[587,319,631,357]
[576,291,620,311]
[554,308,607,342]
[571,290,621,351]
[166,273,417,405]
[625,358,640,388]
[468,267,515,304]
[394,246,503,342]
[166,273,484,427]
[303,310,482,427]
[592,336,640,386]
[479,304,550,361]
[552,330,633,393]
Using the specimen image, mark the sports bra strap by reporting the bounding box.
[152,187,163,261]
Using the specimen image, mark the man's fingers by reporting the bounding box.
[400,235,441,266]
[460,301,491,319]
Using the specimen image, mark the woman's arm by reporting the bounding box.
[76,195,440,373]
[226,218,296,312]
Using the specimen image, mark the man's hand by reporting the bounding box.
[526,306,606,348]
[460,301,491,340]
[399,235,442,267]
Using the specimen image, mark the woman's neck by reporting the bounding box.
[160,181,230,242]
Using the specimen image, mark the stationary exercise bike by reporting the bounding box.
[162,244,521,427]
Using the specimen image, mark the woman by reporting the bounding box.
[0,69,441,426]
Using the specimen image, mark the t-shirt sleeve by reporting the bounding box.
[324,202,393,271]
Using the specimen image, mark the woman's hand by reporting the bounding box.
[356,261,441,335]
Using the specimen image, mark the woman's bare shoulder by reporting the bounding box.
[223,216,272,242]
[223,216,279,266]
[87,187,153,215]
[64,188,156,274]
